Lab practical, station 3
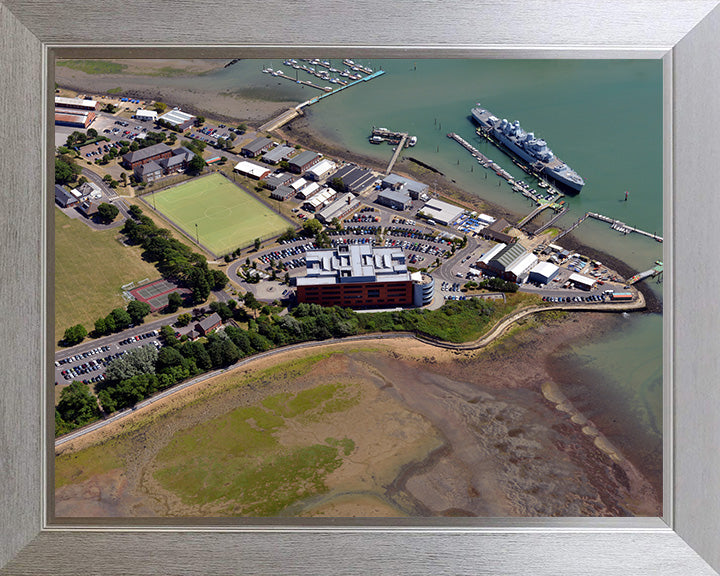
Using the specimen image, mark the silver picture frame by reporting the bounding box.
[2,0,719,574]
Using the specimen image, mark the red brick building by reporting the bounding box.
[122,143,172,170]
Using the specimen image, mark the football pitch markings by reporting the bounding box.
[149,173,289,255]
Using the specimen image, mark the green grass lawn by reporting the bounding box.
[54,209,158,345]
[148,173,289,256]
[152,382,359,516]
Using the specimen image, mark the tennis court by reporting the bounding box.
[130,279,190,311]
[148,173,290,255]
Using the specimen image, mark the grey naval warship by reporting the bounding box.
[471,104,585,193]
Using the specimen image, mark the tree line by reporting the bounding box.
[56,295,504,436]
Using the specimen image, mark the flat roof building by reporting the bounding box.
[158,109,196,130]
[421,198,465,225]
[381,174,429,199]
[377,188,412,211]
[289,151,322,174]
[54,96,98,111]
[305,159,337,181]
[528,261,560,284]
[296,244,414,309]
[241,136,273,158]
[135,109,158,121]
[262,144,295,164]
[290,177,309,192]
[332,164,376,193]
[233,160,271,180]
[568,273,596,291]
[122,142,172,169]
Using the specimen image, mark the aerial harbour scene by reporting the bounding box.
[53,58,662,518]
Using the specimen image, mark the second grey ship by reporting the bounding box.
[471,105,585,193]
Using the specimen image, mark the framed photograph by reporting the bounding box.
[2,1,720,574]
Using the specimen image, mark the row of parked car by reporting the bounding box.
[384,238,449,257]
[329,226,379,236]
[119,330,159,346]
[55,345,111,367]
[542,294,606,303]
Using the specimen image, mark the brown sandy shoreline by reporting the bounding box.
[55,313,661,518]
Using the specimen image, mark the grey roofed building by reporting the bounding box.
[241,136,273,157]
[196,312,222,336]
[332,164,376,193]
[262,144,295,164]
[159,154,186,170]
[482,217,514,244]
[270,185,296,201]
[263,172,294,190]
[134,160,164,182]
[172,146,195,160]
[54,184,78,208]
[122,142,172,167]
[489,242,528,272]
[316,193,360,224]
[377,188,412,211]
[381,173,429,199]
[288,150,322,173]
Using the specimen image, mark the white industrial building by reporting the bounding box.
[135,109,158,121]
[303,188,336,212]
[233,160,271,180]
[295,182,320,200]
[568,273,596,291]
[305,159,337,181]
[316,193,360,224]
[421,198,465,225]
[529,261,560,284]
[158,108,196,130]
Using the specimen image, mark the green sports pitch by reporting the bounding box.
[149,173,290,255]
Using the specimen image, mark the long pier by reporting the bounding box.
[258,70,386,133]
[555,213,589,241]
[385,134,407,174]
[628,261,663,284]
[587,212,663,242]
[534,207,569,234]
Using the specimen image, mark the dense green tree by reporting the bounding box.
[87,128,98,138]
[97,202,120,223]
[181,340,213,371]
[159,325,179,347]
[126,300,151,325]
[55,156,81,185]
[186,154,205,176]
[110,307,133,331]
[105,344,158,382]
[56,381,100,428]
[62,324,87,346]
[128,204,143,219]
[165,291,183,313]
[97,389,117,413]
[254,238,262,251]
[210,269,229,290]
[93,317,108,337]
[302,218,323,237]
[176,313,192,327]
[156,346,184,372]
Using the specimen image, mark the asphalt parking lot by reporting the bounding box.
[54,329,162,387]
